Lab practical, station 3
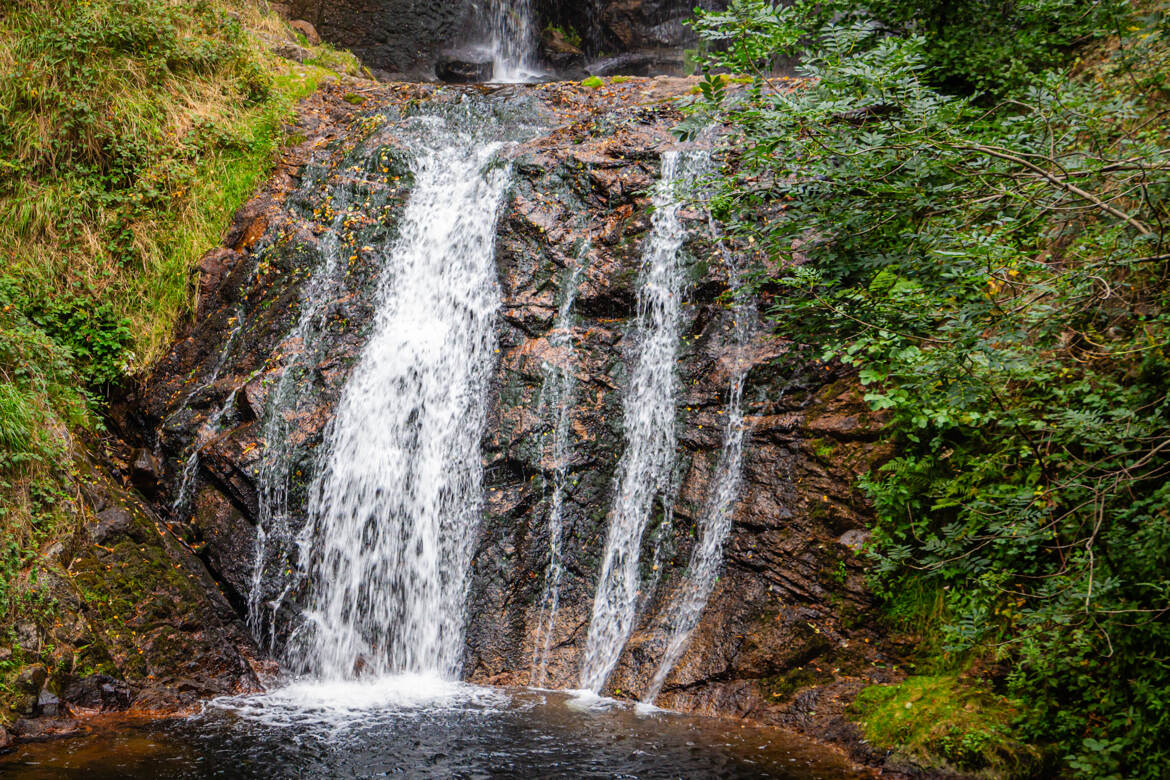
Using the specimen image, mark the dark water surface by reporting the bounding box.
[0,680,861,778]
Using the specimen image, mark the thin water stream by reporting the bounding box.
[530,256,587,685]
[579,150,708,693]
[643,228,758,702]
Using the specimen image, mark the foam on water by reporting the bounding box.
[205,675,510,730]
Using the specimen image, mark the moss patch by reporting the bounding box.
[849,675,1044,777]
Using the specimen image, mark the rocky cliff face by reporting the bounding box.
[273,0,476,76]
[125,76,899,750]
[0,436,260,744]
[541,0,727,56]
[269,1,729,77]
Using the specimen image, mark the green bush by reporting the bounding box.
[685,1,1170,775]
[857,0,1128,95]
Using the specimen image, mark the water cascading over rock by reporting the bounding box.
[578,150,709,694]
[487,0,540,82]
[529,256,587,686]
[642,234,755,703]
[282,122,521,681]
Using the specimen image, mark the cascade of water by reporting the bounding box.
[530,256,587,686]
[578,151,708,694]
[285,127,513,681]
[487,0,540,82]
[172,389,241,516]
[641,244,756,701]
[244,172,368,650]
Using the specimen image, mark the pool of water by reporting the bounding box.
[0,677,862,778]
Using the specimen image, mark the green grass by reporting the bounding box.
[0,0,358,366]
[850,675,1044,777]
[0,0,360,722]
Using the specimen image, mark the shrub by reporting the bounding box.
[684,1,1170,775]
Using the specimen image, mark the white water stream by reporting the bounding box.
[578,151,708,693]
[487,0,541,82]
[286,125,512,680]
[642,239,755,701]
[530,257,586,685]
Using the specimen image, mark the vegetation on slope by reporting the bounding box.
[685,0,1170,776]
[0,0,358,720]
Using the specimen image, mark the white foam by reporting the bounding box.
[204,674,509,729]
[563,688,623,713]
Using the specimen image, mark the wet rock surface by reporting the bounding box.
[120,75,902,771]
[0,440,262,747]
[268,1,730,78]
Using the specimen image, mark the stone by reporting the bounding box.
[435,50,493,83]
[131,448,164,495]
[14,623,39,653]
[36,689,61,717]
[88,507,134,545]
[273,42,312,64]
[197,248,240,315]
[289,19,321,45]
[62,675,133,712]
[838,529,870,551]
[10,718,82,740]
[223,198,267,250]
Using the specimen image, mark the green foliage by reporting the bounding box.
[687,1,1170,776]
[544,24,583,49]
[1,283,134,392]
[0,0,346,365]
[856,0,1128,95]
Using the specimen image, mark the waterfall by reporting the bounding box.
[285,122,513,680]
[487,0,539,82]
[530,257,586,686]
[641,243,755,701]
[578,151,707,694]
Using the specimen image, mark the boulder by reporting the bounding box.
[36,689,61,718]
[273,42,312,64]
[435,49,494,83]
[289,19,321,45]
[88,507,134,545]
[61,675,133,712]
[10,718,82,740]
